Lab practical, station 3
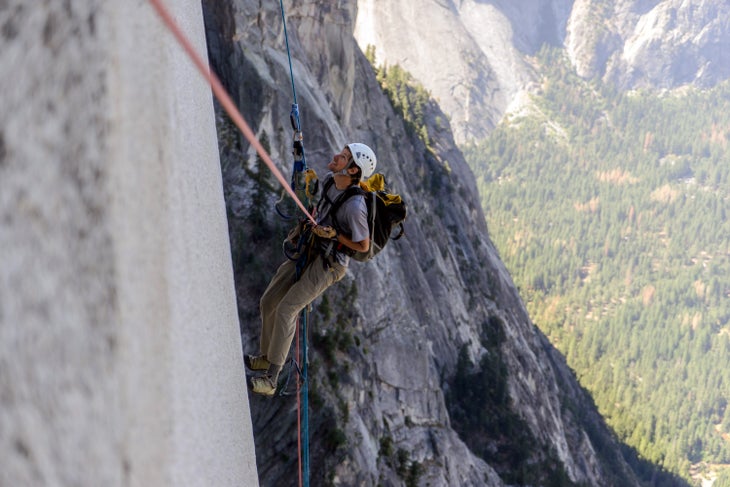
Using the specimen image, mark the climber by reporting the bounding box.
[246,143,377,396]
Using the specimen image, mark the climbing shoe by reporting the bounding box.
[244,354,270,371]
[248,374,277,397]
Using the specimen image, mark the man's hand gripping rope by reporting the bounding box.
[310,224,337,240]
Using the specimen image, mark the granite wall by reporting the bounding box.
[0,1,258,485]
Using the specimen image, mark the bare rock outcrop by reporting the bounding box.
[204,1,643,485]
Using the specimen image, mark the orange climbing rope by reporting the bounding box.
[295,314,303,487]
[148,2,314,486]
[147,0,316,225]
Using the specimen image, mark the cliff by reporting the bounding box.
[203,0,645,485]
[354,0,730,144]
[5,0,703,485]
[567,0,730,89]
[1,1,258,485]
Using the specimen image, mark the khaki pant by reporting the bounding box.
[259,255,346,366]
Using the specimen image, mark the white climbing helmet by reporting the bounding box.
[347,142,377,180]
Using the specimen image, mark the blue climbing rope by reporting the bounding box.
[280,0,298,106]
[301,308,310,486]
[278,1,310,486]
[275,0,310,221]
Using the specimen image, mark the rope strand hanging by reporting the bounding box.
[280,0,298,106]
[274,1,309,221]
[147,0,315,226]
[148,1,313,486]
[277,1,311,486]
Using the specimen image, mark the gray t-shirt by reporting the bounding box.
[316,173,369,265]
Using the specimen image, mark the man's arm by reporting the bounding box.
[335,233,369,253]
[312,192,369,252]
[339,194,370,253]
[311,224,370,253]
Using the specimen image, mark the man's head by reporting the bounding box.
[329,143,377,183]
[347,143,377,180]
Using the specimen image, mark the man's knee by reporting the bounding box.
[260,285,279,313]
[275,300,303,328]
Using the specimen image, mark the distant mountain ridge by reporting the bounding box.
[355,0,730,144]
[567,0,730,89]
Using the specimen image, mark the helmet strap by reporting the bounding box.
[338,160,357,176]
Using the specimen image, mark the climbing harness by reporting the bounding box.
[148,1,316,486]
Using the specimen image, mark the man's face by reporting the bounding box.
[328,147,353,173]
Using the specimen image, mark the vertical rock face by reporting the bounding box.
[568,0,730,89]
[1,1,258,486]
[353,0,730,146]
[1,3,120,484]
[353,0,573,144]
[205,0,642,485]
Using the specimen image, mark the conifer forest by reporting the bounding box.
[465,48,730,483]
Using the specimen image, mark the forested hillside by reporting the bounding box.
[465,47,730,483]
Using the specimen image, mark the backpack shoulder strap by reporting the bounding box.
[328,185,366,233]
[316,175,336,214]
[329,185,365,217]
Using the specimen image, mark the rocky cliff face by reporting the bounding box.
[567,0,730,89]
[354,0,572,144]
[355,0,730,145]
[203,0,643,485]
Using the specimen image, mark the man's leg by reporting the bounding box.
[251,257,345,396]
[266,256,346,367]
[258,259,298,358]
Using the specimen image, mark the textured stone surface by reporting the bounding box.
[354,0,572,144]
[571,0,730,89]
[0,1,257,485]
[355,0,730,145]
[205,1,643,485]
